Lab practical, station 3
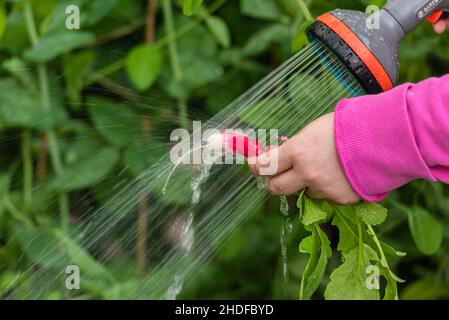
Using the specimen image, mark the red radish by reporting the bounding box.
[207,132,263,158]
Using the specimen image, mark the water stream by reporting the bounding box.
[3,40,366,299]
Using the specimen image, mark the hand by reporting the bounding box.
[433,18,449,33]
[248,113,360,205]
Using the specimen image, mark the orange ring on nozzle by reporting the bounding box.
[317,13,394,92]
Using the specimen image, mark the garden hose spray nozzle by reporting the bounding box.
[308,0,449,93]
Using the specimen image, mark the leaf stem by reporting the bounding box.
[367,225,388,266]
[161,0,182,80]
[24,0,70,230]
[21,131,33,204]
[178,98,189,129]
[356,218,363,264]
[297,0,313,21]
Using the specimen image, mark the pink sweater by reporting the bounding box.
[334,74,449,202]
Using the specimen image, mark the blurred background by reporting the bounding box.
[0,0,448,299]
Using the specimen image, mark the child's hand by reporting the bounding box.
[248,113,360,204]
[433,18,449,33]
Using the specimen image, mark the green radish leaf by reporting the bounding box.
[183,0,204,16]
[380,241,407,258]
[291,19,314,52]
[357,202,388,225]
[87,97,142,148]
[240,0,283,21]
[407,206,443,255]
[299,235,317,255]
[24,32,95,63]
[379,264,400,300]
[302,197,327,226]
[325,244,380,300]
[49,147,119,191]
[206,16,231,49]
[125,44,163,91]
[331,213,357,255]
[299,225,331,300]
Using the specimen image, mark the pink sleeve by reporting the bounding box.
[334,74,449,202]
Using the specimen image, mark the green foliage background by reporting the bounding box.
[0,0,448,299]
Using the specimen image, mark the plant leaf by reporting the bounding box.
[206,16,231,49]
[291,19,313,52]
[325,244,380,300]
[407,206,443,255]
[14,226,69,270]
[240,0,283,21]
[243,24,290,56]
[332,213,357,255]
[49,147,119,191]
[54,229,111,278]
[87,97,142,148]
[302,197,327,226]
[125,44,163,91]
[357,202,388,226]
[183,0,204,16]
[24,32,95,63]
[299,225,332,299]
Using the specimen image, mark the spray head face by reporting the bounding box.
[309,1,449,94]
[308,9,401,94]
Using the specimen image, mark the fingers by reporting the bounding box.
[249,142,293,177]
[433,19,447,33]
[265,170,306,196]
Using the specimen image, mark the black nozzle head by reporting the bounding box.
[308,20,382,94]
[308,9,404,94]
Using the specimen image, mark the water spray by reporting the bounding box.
[8,0,449,301]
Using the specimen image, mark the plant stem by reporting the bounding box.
[136,0,158,277]
[161,0,182,80]
[356,218,363,263]
[24,0,70,230]
[161,0,190,129]
[178,98,189,129]
[21,131,33,204]
[297,0,313,21]
[36,133,48,182]
[146,0,158,44]
[367,225,388,266]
